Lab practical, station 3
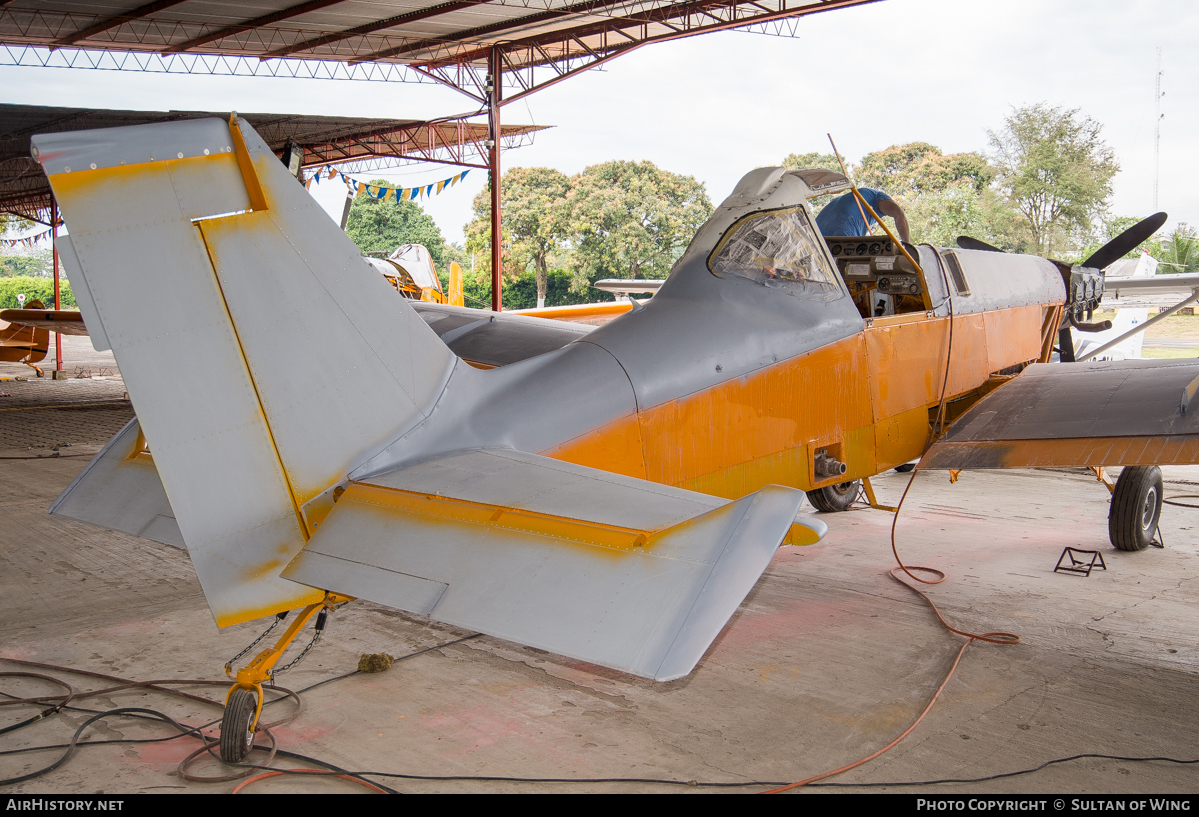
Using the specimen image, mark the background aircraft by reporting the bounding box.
[32,117,1199,760]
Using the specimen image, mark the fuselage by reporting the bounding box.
[352,169,1067,502]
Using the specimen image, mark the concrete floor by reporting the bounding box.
[2,377,1199,794]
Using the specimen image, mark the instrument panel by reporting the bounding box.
[822,235,923,296]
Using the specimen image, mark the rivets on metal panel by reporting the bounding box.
[177,152,184,159]
[90,163,96,170]
[63,166,70,172]
[204,149,210,155]
[715,364,723,372]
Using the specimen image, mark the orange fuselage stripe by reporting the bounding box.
[544,304,1048,498]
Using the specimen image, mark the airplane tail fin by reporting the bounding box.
[36,117,456,625]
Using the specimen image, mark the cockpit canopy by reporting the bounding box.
[708,206,842,300]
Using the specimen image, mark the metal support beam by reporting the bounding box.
[54,0,187,47]
[51,196,61,373]
[488,45,502,312]
[1076,289,1199,362]
[163,0,351,55]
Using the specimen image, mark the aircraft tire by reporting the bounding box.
[806,480,861,513]
[220,687,258,763]
[1108,466,1163,552]
[894,462,917,473]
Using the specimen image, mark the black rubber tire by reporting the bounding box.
[220,688,257,763]
[806,479,861,513]
[894,462,917,473]
[1109,466,1163,552]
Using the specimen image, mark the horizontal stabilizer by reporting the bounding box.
[49,418,183,548]
[283,449,812,681]
[924,359,1199,469]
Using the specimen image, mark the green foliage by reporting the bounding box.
[1072,216,1155,265]
[345,180,447,263]
[466,167,571,305]
[565,160,712,290]
[443,267,613,311]
[988,103,1119,257]
[848,142,1018,249]
[781,152,842,172]
[856,143,994,198]
[1152,223,1199,273]
[464,162,713,300]
[0,276,76,309]
[1,253,52,277]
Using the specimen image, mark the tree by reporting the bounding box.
[465,167,571,307]
[1152,224,1199,273]
[832,142,1020,249]
[781,151,842,172]
[988,104,1119,257]
[565,160,711,289]
[855,142,993,198]
[345,180,448,263]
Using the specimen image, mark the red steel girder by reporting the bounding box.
[259,0,491,59]
[162,0,352,55]
[54,0,187,46]
[347,0,634,64]
[444,0,877,68]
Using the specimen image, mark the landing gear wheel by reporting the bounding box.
[895,462,916,473]
[220,687,258,763]
[1109,466,1163,552]
[806,479,861,513]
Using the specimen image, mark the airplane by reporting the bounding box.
[0,298,90,376]
[30,116,1199,762]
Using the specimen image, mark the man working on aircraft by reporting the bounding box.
[815,187,911,243]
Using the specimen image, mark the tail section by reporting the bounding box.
[36,117,455,625]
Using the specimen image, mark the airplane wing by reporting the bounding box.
[1104,272,1199,298]
[283,447,819,682]
[0,308,88,336]
[922,359,1199,469]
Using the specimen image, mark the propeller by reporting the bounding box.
[1081,211,1167,270]
[956,235,1004,253]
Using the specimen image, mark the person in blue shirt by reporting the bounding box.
[815,187,911,243]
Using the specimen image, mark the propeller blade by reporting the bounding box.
[956,236,1004,253]
[1082,212,1167,270]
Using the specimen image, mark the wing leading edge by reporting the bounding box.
[923,359,1199,469]
[283,448,820,681]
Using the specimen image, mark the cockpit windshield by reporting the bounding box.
[708,206,842,299]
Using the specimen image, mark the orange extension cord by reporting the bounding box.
[232,768,391,795]
[765,248,1019,794]
[762,469,1021,794]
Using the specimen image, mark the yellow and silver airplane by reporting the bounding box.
[31,117,1197,761]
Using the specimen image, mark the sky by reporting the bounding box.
[2,0,1196,247]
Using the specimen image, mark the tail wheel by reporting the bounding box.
[220,687,258,763]
[1109,466,1163,552]
[806,479,861,513]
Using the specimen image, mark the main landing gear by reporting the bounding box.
[806,479,861,513]
[1108,466,1164,552]
[219,591,352,763]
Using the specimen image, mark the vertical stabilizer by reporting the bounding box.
[35,117,455,625]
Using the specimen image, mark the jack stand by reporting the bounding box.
[220,591,352,763]
[862,476,898,513]
[1054,547,1106,577]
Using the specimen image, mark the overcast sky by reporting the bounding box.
[2,0,1195,246]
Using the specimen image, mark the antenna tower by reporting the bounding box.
[1154,48,1164,211]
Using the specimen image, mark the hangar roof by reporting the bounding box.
[0,103,542,220]
[0,0,880,74]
